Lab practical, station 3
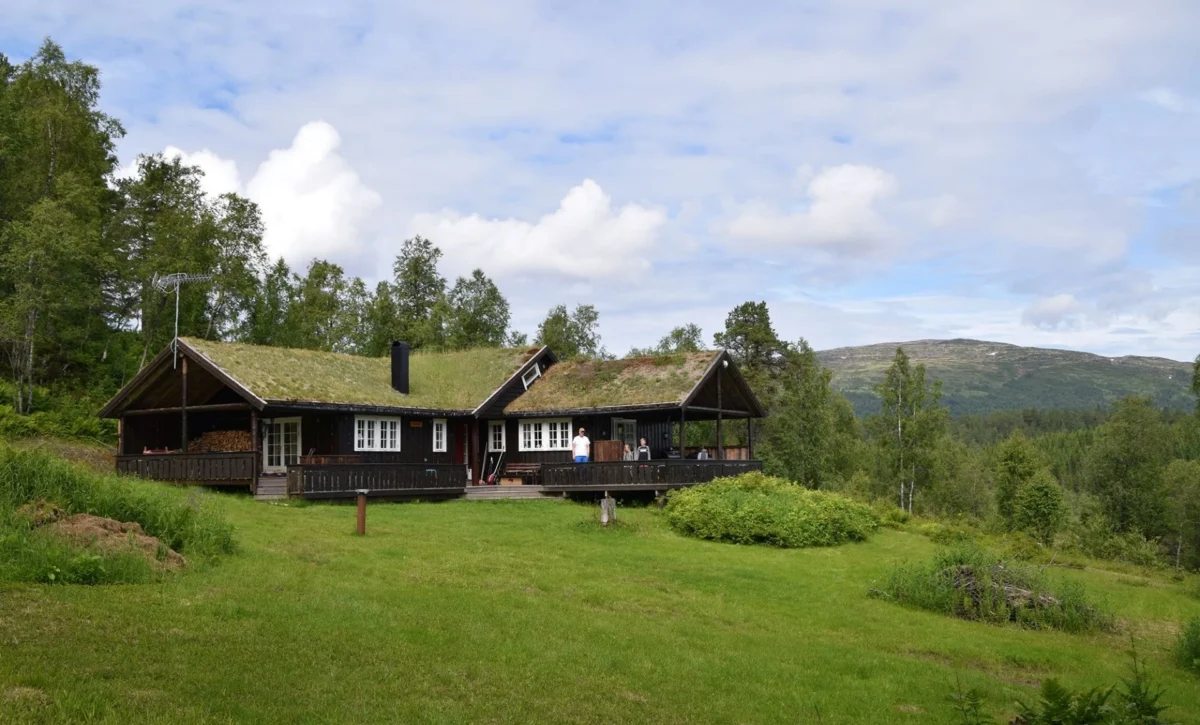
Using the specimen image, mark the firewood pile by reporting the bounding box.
[189,430,253,453]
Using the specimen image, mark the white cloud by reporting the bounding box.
[726,164,898,252]
[246,122,382,263]
[410,180,666,279]
[1022,294,1085,330]
[163,147,241,198]
[135,122,382,265]
[1139,87,1200,113]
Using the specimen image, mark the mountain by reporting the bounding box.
[815,338,1195,417]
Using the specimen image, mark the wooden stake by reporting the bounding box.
[356,489,368,535]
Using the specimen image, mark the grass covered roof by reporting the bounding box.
[504,351,719,414]
[181,338,537,412]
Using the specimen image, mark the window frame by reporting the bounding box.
[516,418,573,452]
[432,418,447,453]
[521,364,542,389]
[488,421,506,453]
[353,415,402,452]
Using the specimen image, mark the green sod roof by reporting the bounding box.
[181,338,538,412]
[504,351,719,414]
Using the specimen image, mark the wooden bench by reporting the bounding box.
[501,463,542,485]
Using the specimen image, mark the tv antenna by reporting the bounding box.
[152,272,214,368]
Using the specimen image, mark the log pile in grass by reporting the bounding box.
[871,544,1113,633]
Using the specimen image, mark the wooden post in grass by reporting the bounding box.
[356,489,368,535]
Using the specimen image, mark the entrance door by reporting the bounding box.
[453,422,469,465]
[263,417,302,473]
[612,418,637,450]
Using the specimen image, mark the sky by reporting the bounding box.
[6,0,1200,360]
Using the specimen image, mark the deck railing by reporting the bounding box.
[116,452,256,484]
[289,462,468,498]
[540,459,762,489]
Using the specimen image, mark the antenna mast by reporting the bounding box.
[152,272,214,367]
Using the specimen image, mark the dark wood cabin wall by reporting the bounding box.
[324,412,458,465]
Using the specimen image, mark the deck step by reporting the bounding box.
[463,485,550,501]
[254,477,289,501]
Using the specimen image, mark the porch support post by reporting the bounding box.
[679,407,686,458]
[180,357,188,453]
[117,416,125,456]
[747,418,754,460]
[469,419,480,483]
[716,365,724,460]
[250,409,259,487]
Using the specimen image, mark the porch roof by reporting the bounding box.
[503,350,764,417]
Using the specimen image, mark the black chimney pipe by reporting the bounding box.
[391,341,410,394]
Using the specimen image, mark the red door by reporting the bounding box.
[454,422,469,465]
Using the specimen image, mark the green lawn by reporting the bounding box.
[2,495,1198,724]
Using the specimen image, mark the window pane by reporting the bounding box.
[534,422,543,449]
[356,419,365,450]
[367,420,376,450]
[522,423,531,450]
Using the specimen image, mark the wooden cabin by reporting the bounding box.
[100,338,765,499]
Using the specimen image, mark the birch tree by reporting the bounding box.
[870,347,947,513]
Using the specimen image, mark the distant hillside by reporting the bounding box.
[816,339,1195,417]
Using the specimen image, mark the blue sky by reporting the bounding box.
[6,0,1200,359]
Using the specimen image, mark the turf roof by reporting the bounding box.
[181,338,538,412]
[504,351,720,414]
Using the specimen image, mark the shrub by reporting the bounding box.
[873,501,910,529]
[871,543,1113,633]
[1178,617,1200,675]
[664,472,880,548]
[1066,513,1163,568]
[917,521,975,545]
[1013,470,1068,545]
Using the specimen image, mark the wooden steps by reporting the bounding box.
[462,485,550,501]
[254,477,288,501]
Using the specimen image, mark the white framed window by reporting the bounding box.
[432,418,447,453]
[521,364,542,389]
[488,421,506,452]
[517,418,572,452]
[354,416,401,452]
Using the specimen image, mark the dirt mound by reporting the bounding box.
[47,514,186,571]
[15,499,64,526]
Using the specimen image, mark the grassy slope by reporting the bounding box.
[817,338,1195,416]
[2,498,1199,724]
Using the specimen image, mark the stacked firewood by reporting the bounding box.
[189,430,253,453]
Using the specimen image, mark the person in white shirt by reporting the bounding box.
[697,448,710,460]
[572,428,591,463]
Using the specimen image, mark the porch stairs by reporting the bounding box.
[463,485,552,501]
[254,477,289,501]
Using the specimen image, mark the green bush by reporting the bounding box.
[664,472,880,548]
[917,521,975,545]
[1013,470,1068,545]
[1179,617,1200,675]
[1066,513,1163,568]
[871,543,1114,633]
[873,501,910,529]
[0,445,236,584]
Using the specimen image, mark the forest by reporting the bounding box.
[4,39,1200,572]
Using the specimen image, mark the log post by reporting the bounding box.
[180,357,188,453]
[469,419,480,483]
[117,416,125,456]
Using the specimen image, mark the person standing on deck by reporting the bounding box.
[622,443,635,461]
[572,428,591,463]
[636,438,652,461]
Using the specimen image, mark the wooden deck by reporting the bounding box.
[540,459,762,491]
[288,462,468,499]
[116,452,255,486]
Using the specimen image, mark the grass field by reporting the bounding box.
[2,493,1199,724]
